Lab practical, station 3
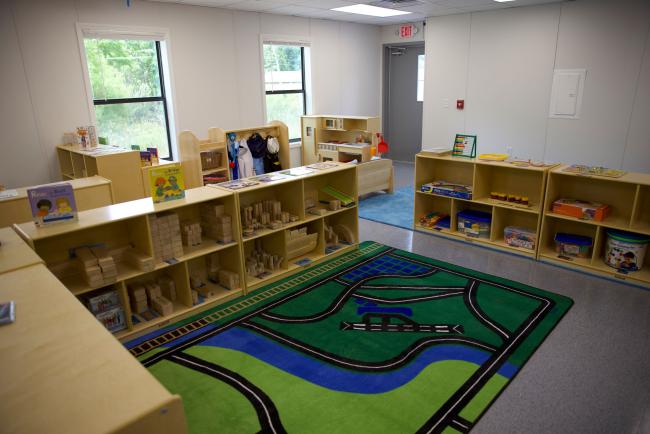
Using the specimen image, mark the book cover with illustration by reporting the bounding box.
[150,163,185,203]
[27,183,78,226]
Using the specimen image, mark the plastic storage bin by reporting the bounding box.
[604,229,650,272]
[504,226,536,250]
[554,233,592,258]
[457,209,491,238]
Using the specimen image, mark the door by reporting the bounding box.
[383,44,424,163]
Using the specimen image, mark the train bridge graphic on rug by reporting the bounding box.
[129,242,572,434]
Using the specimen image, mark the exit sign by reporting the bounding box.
[399,24,417,39]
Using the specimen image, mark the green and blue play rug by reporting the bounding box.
[126,241,573,434]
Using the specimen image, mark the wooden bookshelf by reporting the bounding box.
[179,121,290,189]
[301,115,381,165]
[413,153,557,258]
[56,144,144,203]
[538,165,650,287]
[13,187,246,341]
[212,162,359,292]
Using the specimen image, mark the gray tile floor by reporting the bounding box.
[359,161,650,434]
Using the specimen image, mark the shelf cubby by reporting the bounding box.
[490,207,539,256]
[413,192,452,233]
[186,245,243,303]
[631,185,650,234]
[474,164,544,213]
[546,172,637,228]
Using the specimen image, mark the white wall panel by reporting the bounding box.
[421,13,470,150]
[545,0,650,166]
[0,2,50,188]
[465,4,559,159]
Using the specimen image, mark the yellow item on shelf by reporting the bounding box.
[478,153,509,161]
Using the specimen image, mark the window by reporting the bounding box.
[83,38,173,159]
[417,54,425,102]
[263,43,310,141]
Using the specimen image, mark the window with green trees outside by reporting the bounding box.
[83,38,172,159]
[263,44,310,141]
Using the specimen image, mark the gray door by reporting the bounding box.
[384,44,424,163]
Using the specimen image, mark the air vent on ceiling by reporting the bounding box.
[369,0,423,9]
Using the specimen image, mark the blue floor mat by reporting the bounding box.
[358,186,414,230]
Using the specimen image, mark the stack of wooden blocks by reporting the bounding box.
[181,221,202,247]
[76,246,117,287]
[245,238,283,277]
[240,199,298,237]
[128,278,174,317]
[219,270,239,290]
[128,284,148,315]
[158,275,177,301]
[149,213,184,262]
[200,203,233,244]
[123,248,154,272]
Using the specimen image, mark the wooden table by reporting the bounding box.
[0,264,188,434]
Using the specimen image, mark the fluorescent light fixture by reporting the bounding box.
[332,4,411,17]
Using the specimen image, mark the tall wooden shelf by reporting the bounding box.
[212,162,359,292]
[13,187,246,341]
[413,153,556,259]
[56,144,144,203]
[301,115,380,165]
[179,121,290,189]
[538,165,650,287]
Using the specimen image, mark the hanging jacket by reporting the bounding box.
[237,139,254,179]
[264,135,282,173]
[247,133,267,159]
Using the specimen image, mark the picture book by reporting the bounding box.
[27,183,78,226]
[147,147,159,165]
[140,151,152,167]
[150,163,186,203]
[0,301,15,326]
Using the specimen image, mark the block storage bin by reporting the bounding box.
[504,226,537,250]
[457,209,492,239]
[604,229,650,272]
[554,232,593,258]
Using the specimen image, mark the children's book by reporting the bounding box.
[0,301,16,326]
[27,183,78,226]
[149,163,186,203]
[147,147,159,165]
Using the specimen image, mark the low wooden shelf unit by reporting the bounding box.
[413,153,556,259]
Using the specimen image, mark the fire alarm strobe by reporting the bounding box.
[456,99,464,110]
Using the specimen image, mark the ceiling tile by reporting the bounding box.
[221,0,290,11]
[435,0,496,7]
[267,4,338,17]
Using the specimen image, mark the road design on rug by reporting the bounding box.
[131,242,572,434]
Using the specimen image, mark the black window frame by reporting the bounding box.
[264,45,307,143]
[90,40,173,160]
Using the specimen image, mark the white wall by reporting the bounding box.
[0,0,381,188]
[422,0,650,171]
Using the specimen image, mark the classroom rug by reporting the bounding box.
[359,186,414,230]
[127,241,573,434]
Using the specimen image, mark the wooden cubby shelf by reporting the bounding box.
[213,162,358,292]
[413,153,556,259]
[13,186,246,341]
[539,165,650,286]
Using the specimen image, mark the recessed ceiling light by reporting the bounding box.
[331,4,412,17]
